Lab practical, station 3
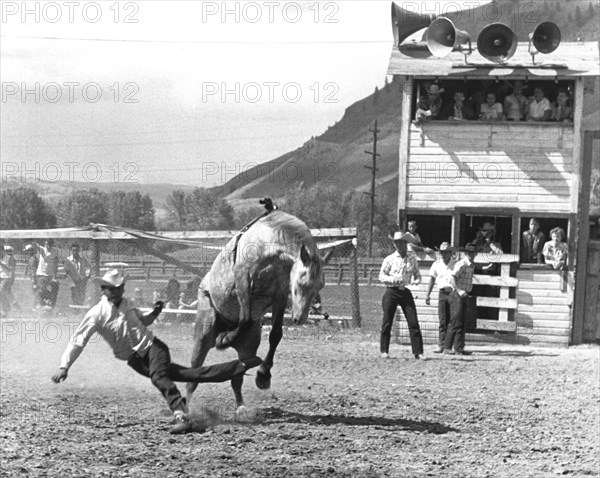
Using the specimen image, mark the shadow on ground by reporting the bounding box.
[265,407,457,434]
[473,349,560,357]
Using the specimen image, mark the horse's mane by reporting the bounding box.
[256,210,319,256]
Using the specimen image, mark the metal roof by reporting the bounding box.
[387,41,600,78]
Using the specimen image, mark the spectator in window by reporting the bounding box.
[469,222,502,273]
[425,242,457,353]
[63,243,91,306]
[550,90,573,123]
[521,218,545,264]
[378,232,424,360]
[503,81,528,121]
[405,220,434,254]
[526,87,552,121]
[416,84,444,123]
[479,92,504,121]
[543,227,568,270]
[36,239,60,309]
[441,91,476,121]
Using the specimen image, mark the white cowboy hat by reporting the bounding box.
[97,269,126,288]
[388,231,412,242]
[426,84,445,95]
[436,242,455,252]
[3,245,15,252]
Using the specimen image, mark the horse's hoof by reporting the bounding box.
[255,370,271,390]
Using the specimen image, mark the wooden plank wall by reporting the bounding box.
[406,123,574,212]
[388,263,571,347]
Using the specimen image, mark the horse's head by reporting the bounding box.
[290,244,324,325]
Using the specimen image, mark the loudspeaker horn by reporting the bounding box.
[477,23,518,63]
[391,2,436,48]
[528,21,561,64]
[426,17,472,59]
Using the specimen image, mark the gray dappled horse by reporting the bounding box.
[186,209,324,410]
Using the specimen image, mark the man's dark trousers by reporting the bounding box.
[127,338,248,412]
[444,293,468,351]
[437,289,453,348]
[380,287,423,355]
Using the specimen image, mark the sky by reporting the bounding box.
[1,0,491,187]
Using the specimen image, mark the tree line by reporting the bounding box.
[0,187,155,230]
[1,184,397,254]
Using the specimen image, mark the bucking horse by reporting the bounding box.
[186,201,324,411]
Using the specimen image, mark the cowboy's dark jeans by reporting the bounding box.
[380,287,423,355]
[437,289,453,347]
[444,293,468,351]
[127,338,247,412]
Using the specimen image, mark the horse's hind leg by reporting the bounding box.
[216,269,252,350]
[231,321,261,409]
[256,295,285,390]
[186,308,217,405]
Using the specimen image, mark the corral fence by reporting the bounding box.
[0,224,361,328]
[1,224,545,345]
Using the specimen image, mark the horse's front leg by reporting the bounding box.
[231,321,262,409]
[256,296,285,390]
[186,307,217,405]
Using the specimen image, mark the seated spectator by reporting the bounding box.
[415,84,444,123]
[469,222,503,272]
[543,227,568,270]
[503,81,528,121]
[405,220,434,254]
[526,87,552,121]
[479,92,504,121]
[441,91,476,121]
[550,90,573,123]
[521,218,545,264]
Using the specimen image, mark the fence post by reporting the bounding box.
[349,239,361,328]
[91,240,101,302]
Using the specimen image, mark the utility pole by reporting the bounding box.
[364,119,380,257]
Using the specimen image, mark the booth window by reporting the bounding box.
[458,213,513,253]
[412,79,575,124]
[406,215,452,250]
[518,216,569,267]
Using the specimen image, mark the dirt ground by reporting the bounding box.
[1,317,599,478]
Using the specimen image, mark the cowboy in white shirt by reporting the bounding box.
[378,232,424,359]
[52,269,262,434]
[425,242,457,353]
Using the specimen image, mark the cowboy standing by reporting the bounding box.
[425,242,457,353]
[378,232,424,359]
[51,269,262,434]
[23,244,39,309]
[0,246,17,315]
[63,243,91,306]
[443,244,477,356]
[35,239,60,308]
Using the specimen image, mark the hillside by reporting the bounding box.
[222,0,600,207]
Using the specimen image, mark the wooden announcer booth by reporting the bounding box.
[387,3,599,346]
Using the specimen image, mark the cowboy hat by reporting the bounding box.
[3,245,14,253]
[436,242,455,252]
[426,84,445,95]
[388,231,412,242]
[23,244,34,252]
[97,269,126,288]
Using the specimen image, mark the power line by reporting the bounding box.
[1,133,307,148]
[2,35,390,45]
